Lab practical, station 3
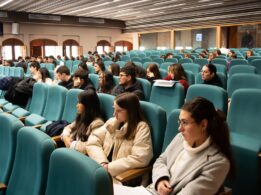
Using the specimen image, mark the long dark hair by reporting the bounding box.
[181,97,235,178]
[168,63,187,80]
[71,90,102,141]
[115,92,146,140]
[38,67,51,82]
[99,72,115,94]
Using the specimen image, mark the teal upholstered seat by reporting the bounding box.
[186,84,228,113]
[45,148,113,195]
[89,73,99,90]
[149,83,185,117]
[12,83,49,118]
[227,73,261,98]
[140,101,167,162]
[98,93,115,120]
[2,127,56,195]
[229,65,257,77]
[227,89,261,195]
[24,85,67,126]
[0,113,23,186]
[162,109,180,151]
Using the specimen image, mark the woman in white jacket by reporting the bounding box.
[148,97,235,195]
[61,89,104,154]
[86,92,153,184]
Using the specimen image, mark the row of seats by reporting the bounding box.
[0,114,113,195]
[1,87,260,194]
[0,66,24,79]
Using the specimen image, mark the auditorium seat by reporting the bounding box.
[0,127,56,195]
[45,148,113,195]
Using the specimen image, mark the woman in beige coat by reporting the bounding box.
[86,92,153,183]
[147,97,235,195]
[61,90,104,154]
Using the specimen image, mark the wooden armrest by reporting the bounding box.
[0,183,7,191]
[115,166,152,183]
[52,136,61,142]
[218,187,232,195]
[33,124,42,129]
[19,116,26,122]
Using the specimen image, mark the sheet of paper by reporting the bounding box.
[113,184,152,195]
[153,79,176,87]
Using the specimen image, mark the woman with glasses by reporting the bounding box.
[86,92,153,184]
[147,97,234,195]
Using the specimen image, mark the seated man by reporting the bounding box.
[72,69,94,90]
[111,65,145,100]
[56,66,73,89]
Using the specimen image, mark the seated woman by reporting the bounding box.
[97,71,115,94]
[163,63,189,92]
[201,64,222,87]
[146,63,160,84]
[94,61,105,75]
[108,63,120,76]
[61,90,104,154]
[36,67,53,85]
[86,92,153,184]
[245,49,254,59]
[147,97,234,195]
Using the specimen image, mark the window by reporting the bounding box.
[97,40,111,54]
[2,38,24,60]
[63,39,80,57]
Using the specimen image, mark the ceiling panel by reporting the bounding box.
[0,0,261,32]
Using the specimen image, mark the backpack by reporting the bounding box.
[45,120,70,137]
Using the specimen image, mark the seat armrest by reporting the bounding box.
[33,124,42,129]
[115,166,152,183]
[52,136,61,142]
[258,152,261,157]
[19,116,26,122]
[0,183,7,191]
[218,187,232,195]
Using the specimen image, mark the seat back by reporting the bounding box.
[89,73,99,90]
[186,84,228,113]
[0,113,23,184]
[194,58,208,67]
[182,63,201,75]
[98,93,115,121]
[178,58,193,64]
[160,62,173,71]
[9,67,15,76]
[251,59,261,74]
[6,127,56,195]
[165,58,178,63]
[162,109,180,151]
[227,73,261,97]
[229,65,257,77]
[229,59,248,67]
[43,85,68,121]
[228,89,261,136]
[62,89,83,123]
[45,148,113,195]
[149,83,185,117]
[140,101,167,162]
[14,67,24,78]
[87,65,96,74]
[137,78,151,101]
[211,58,228,66]
[184,70,195,85]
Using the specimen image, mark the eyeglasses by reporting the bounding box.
[119,73,127,77]
[177,119,196,127]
